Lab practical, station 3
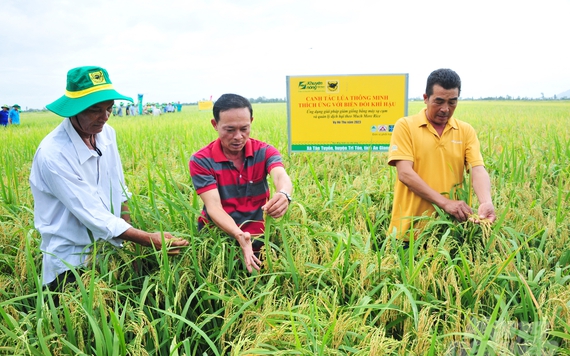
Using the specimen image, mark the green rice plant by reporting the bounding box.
[1,102,570,354]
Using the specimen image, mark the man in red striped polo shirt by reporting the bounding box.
[190,94,293,273]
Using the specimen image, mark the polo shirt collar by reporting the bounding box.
[419,108,459,130]
[448,117,459,129]
[62,118,110,164]
[212,138,253,162]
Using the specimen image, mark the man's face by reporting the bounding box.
[423,84,459,127]
[73,100,114,136]
[212,107,252,156]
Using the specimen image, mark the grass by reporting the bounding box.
[0,101,569,355]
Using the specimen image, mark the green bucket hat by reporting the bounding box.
[12,104,20,109]
[46,66,132,117]
[1,104,8,109]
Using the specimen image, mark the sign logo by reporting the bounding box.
[327,80,339,92]
[89,71,106,85]
[297,81,325,92]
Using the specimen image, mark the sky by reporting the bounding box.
[2,0,569,110]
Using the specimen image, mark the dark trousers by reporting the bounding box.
[46,270,82,307]
[47,270,80,292]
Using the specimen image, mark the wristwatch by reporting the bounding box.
[279,190,292,203]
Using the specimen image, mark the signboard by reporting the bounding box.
[198,100,213,111]
[287,74,408,152]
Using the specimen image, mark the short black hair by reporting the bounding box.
[213,94,253,122]
[425,69,461,98]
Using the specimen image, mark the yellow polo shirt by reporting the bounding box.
[387,108,484,239]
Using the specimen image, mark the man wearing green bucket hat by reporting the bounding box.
[29,66,188,290]
[9,104,20,125]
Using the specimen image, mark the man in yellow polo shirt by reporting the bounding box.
[387,68,496,240]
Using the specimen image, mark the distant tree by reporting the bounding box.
[249,97,286,103]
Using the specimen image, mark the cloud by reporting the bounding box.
[1,0,569,109]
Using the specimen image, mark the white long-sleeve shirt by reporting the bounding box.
[29,118,132,285]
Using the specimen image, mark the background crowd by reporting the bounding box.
[111,101,183,117]
[1,101,185,127]
[0,104,21,126]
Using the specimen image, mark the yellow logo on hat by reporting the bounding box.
[89,71,107,85]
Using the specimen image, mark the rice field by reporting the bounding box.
[0,100,569,355]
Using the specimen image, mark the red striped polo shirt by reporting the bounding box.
[189,138,284,236]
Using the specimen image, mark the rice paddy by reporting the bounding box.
[0,100,569,355]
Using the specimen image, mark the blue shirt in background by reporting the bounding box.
[0,110,8,126]
[9,109,20,124]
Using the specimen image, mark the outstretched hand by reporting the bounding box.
[442,199,473,222]
[471,202,497,224]
[148,232,189,255]
[237,231,262,273]
[262,193,289,219]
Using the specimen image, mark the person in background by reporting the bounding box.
[387,68,496,242]
[152,104,161,116]
[29,66,188,291]
[0,105,9,126]
[190,93,293,273]
[9,104,20,125]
